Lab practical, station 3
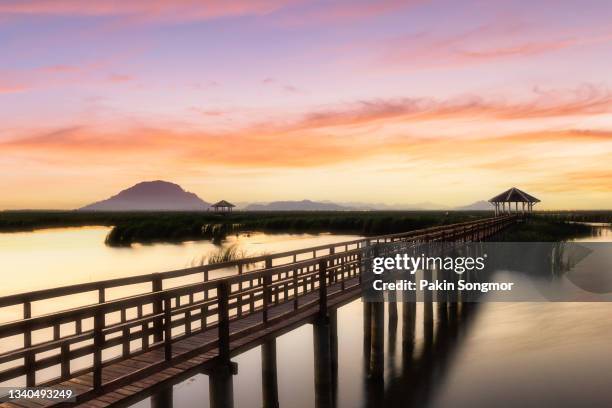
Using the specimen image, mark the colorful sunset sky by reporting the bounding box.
[2,0,612,209]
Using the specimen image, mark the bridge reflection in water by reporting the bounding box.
[147,296,479,408]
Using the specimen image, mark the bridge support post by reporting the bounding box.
[387,301,398,375]
[363,301,372,372]
[151,385,173,408]
[329,309,338,381]
[369,302,384,380]
[313,316,334,408]
[262,339,279,408]
[436,266,448,327]
[209,362,237,408]
[402,294,416,366]
[423,268,434,347]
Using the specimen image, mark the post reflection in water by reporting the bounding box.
[145,296,483,408]
[146,241,501,408]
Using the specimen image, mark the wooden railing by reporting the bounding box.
[0,215,516,395]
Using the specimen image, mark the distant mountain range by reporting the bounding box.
[79,181,210,211]
[454,200,493,211]
[78,181,493,212]
[243,199,491,211]
[244,200,349,211]
[321,200,449,211]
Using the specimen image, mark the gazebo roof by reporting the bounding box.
[211,200,235,208]
[489,187,540,203]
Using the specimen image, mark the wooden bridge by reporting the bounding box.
[0,216,517,407]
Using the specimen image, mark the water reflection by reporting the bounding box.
[127,224,612,408]
[0,228,360,297]
[136,298,483,408]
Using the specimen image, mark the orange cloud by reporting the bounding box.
[3,88,612,175]
[0,82,27,93]
[3,123,612,170]
[296,85,612,129]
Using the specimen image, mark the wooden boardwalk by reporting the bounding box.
[0,216,516,407]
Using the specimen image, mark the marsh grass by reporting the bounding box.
[206,244,248,264]
[498,217,595,241]
[193,244,270,267]
[4,210,610,246]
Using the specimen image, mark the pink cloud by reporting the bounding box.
[4,85,612,170]
[278,0,424,26]
[296,84,612,129]
[262,78,303,94]
[379,24,612,69]
[40,64,81,73]
[189,107,227,117]
[108,73,134,83]
[0,83,27,93]
[0,0,301,23]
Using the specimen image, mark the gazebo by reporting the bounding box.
[489,187,540,216]
[210,200,235,213]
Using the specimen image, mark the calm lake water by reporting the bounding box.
[0,227,361,297]
[1,225,611,407]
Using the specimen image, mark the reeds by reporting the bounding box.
[206,244,248,264]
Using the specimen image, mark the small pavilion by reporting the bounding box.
[210,200,235,213]
[489,187,540,216]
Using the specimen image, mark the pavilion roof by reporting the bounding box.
[488,187,540,203]
[211,200,235,208]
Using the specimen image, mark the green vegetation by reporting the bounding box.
[0,210,490,246]
[2,210,607,246]
[537,211,612,224]
[498,216,596,241]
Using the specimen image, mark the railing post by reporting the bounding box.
[218,281,230,361]
[164,296,172,361]
[263,274,271,324]
[263,257,273,324]
[61,343,70,379]
[23,301,35,387]
[93,307,103,389]
[238,264,243,291]
[329,247,336,283]
[318,260,328,317]
[293,270,299,310]
[152,274,163,343]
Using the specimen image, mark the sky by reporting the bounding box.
[1,0,612,210]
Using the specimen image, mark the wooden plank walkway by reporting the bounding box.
[2,279,361,408]
[0,215,517,407]
[79,280,362,408]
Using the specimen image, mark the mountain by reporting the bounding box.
[454,200,493,211]
[244,200,350,211]
[328,201,449,210]
[79,181,210,211]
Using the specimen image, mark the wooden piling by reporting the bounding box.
[262,339,279,408]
